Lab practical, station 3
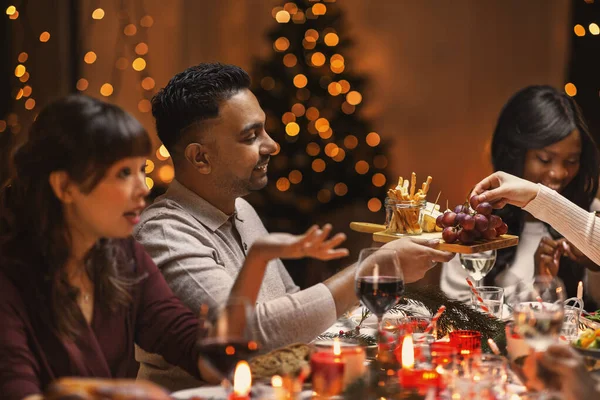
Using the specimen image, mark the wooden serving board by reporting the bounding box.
[350,222,519,254]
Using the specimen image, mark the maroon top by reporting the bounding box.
[0,238,204,400]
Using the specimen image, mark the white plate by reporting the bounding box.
[171,385,226,399]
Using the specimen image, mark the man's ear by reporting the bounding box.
[48,171,75,203]
[184,143,212,174]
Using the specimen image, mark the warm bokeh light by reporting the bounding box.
[284,2,298,14]
[100,83,114,97]
[292,10,306,23]
[306,107,319,121]
[312,158,326,172]
[18,52,28,63]
[6,5,16,15]
[565,82,577,96]
[302,39,316,50]
[39,32,50,42]
[355,160,369,174]
[306,142,320,156]
[317,189,331,203]
[374,155,388,169]
[346,91,363,105]
[590,23,600,35]
[276,177,291,191]
[15,89,23,100]
[158,165,175,183]
[283,53,297,67]
[116,57,128,70]
[275,10,291,23]
[305,29,319,42]
[76,78,89,91]
[274,37,290,52]
[138,99,152,113]
[330,54,344,67]
[289,170,302,184]
[8,10,18,19]
[372,173,386,187]
[145,177,154,190]
[574,24,586,36]
[282,112,296,124]
[158,145,170,159]
[334,183,348,196]
[324,143,340,157]
[331,64,345,74]
[132,57,147,71]
[135,42,149,55]
[124,24,137,36]
[339,80,351,93]
[328,82,342,96]
[22,85,32,97]
[293,74,308,88]
[311,52,326,66]
[312,3,327,15]
[141,77,155,90]
[332,148,346,162]
[315,118,330,132]
[344,135,358,149]
[285,122,300,136]
[291,103,305,117]
[324,32,339,46]
[14,64,25,77]
[24,98,35,110]
[145,159,155,174]
[140,15,154,28]
[368,198,382,212]
[319,128,333,140]
[84,51,97,64]
[261,76,276,91]
[341,102,355,114]
[366,132,381,147]
[92,8,105,20]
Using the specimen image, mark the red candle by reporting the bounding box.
[310,339,346,397]
[449,330,481,356]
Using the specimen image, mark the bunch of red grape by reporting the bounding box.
[436,197,508,244]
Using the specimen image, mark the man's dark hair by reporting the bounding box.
[151,62,251,155]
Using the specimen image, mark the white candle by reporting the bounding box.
[577,281,583,300]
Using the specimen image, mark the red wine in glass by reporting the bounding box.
[196,337,260,379]
[356,276,404,318]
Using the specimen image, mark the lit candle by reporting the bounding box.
[271,375,287,400]
[310,338,346,397]
[577,281,583,300]
[229,361,251,400]
[398,335,418,389]
[315,340,366,388]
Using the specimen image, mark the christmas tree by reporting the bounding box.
[247,0,390,234]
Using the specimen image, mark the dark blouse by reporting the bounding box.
[0,238,204,400]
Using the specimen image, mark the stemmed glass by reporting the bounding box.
[511,276,566,351]
[355,248,405,332]
[196,297,259,386]
[459,249,497,287]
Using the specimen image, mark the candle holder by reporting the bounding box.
[449,330,481,357]
[310,351,346,397]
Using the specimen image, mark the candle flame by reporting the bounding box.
[401,335,414,369]
[333,337,342,356]
[271,375,283,388]
[233,360,252,395]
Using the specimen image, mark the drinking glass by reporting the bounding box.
[196,297,259,385]
[470,286,504,319]
[511,276,566,351]
[459,249,497,287]
[355,248,404,332]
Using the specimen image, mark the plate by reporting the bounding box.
[172,384,273,400]
[573,346,600,360]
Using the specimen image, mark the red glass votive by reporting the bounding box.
[449,330,481,356]
[310,351,346,397]
[430,342,457,367]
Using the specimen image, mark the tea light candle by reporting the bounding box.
[398,335,418,389]
[229,361,251,400]
[316,340,366,388]
[310,339,346,397]
[271,375,288,400]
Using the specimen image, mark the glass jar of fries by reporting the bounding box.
[385,197,427,236]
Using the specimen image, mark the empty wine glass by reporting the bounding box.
[354,248,404,332]
[511,276,566,351]
[459,249,497,287]
[196,297,259,385]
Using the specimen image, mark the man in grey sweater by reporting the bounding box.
[134,63,454,390]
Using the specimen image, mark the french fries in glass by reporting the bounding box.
[385,173,432,235]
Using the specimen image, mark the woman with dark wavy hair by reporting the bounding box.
[0,94,347,400]
[441,85,600,305]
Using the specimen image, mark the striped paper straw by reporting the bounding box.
[424,305,446,334]
[466,277,494,316]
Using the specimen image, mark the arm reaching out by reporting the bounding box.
[470,171,539,209]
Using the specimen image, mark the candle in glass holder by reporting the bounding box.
[311,339,346,397]
[449,330,481,356]
[398,335,418,389]
[229,361,251,400]
[316,340,366,388]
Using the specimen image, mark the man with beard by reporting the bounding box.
[134,63,453,390]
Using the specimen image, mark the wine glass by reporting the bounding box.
[459,249,497,287]
[196,297,260,385]
[355,248,404,332]
[511,276,566,351]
